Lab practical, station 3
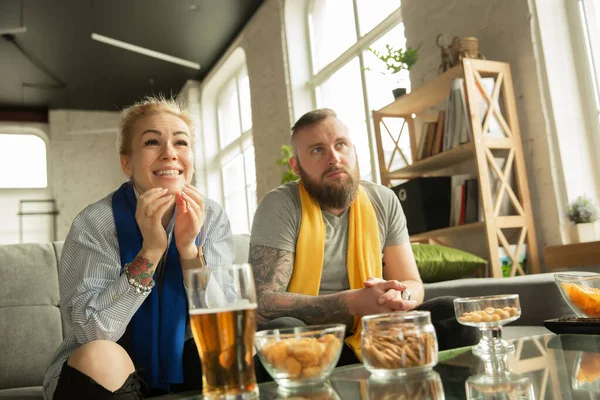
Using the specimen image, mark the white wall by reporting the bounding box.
[49,110,125,240]
[532,0,600,241]
[400,0,573,260]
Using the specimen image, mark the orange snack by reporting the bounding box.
[576,352,600,384]
[561,283,600,317]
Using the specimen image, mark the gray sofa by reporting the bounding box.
[0,236,574,399]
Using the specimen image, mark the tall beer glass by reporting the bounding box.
[187,264,258,399]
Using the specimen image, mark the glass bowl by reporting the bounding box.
[361,311,438,378]
[554,273,600,318]
[454,295,521,356]
[254,324,345,388]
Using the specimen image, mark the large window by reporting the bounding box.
[0,133,48,188]
[576,0,600,131]
[307,0,406,181]
[215,66,256,234]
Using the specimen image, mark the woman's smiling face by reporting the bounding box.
[119,112,194,194]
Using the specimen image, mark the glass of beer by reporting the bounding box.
[187,263,258,399]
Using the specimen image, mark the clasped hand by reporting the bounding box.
[349,277,417,316]
[135,184,206,259]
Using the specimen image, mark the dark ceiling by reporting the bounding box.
[0,0,264,112]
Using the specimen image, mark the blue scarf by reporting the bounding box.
[112,182,187,390]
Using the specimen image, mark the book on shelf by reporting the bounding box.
[417,121,437,160]
[443,77,505,151]
[432,111,446,156]
[416,111,446,160]
[449,176,480,226]
[464,179,479,224]
[474,77,504,138]
[498,244,527,277]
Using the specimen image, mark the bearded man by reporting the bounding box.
[249,109,478,369]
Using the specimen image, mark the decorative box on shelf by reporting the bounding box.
[391,177,451,235]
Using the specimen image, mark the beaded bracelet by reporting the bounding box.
[124,263,155,294]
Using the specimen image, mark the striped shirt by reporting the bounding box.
[42,192,234,399]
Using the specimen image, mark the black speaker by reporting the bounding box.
[391,177,452,235]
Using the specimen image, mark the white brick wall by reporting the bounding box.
[49,110,125,239]
[402,0,563,258]
[240,0,292,201]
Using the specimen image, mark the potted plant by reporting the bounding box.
[276,144,298,184]
[369,44,418,99]
[567,195,599,243]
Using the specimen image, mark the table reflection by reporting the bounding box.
[275,382,340,400]
[466,348,534,400]
[573,351,600,393]
[366,370,444,400]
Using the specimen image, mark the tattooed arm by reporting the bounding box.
[250,244,354,329]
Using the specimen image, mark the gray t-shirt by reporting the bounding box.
[250,181,409,295]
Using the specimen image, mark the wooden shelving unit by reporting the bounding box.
[373,59,540,278]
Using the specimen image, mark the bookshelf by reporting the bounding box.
[372,59,540,278]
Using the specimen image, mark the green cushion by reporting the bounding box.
[412,244,487,283]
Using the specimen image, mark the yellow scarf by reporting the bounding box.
[288,182,382,360]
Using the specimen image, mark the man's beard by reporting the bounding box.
[297,161,361,210]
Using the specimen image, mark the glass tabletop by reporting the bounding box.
[257,333,600,399]
[154,333,600,399]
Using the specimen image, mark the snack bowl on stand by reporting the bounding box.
[254,324,346,389]
[454,294,521,356]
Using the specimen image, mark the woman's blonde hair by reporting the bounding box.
[118,95,195,155]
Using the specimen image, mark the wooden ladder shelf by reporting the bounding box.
[372,59,540,278]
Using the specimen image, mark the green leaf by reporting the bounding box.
[369,45,419,75]
[276,144,299,184]
[438,345,473,362]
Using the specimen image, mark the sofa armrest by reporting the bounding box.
[423,272,576,326]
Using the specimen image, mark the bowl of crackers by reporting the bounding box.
[254,324,345,388]
[555,273,600,318]
[454,294,521,355]
[361,311,438,378]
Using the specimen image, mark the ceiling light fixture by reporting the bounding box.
[91,33,200,70]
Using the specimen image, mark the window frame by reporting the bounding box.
[306,0,404,182]
[214,66,256,233]
[0,126,50,190]
[567,0,600,174]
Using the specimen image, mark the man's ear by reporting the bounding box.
[120,155,132,176]
[290,156,300,176]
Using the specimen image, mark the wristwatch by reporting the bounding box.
[401,289,411,301]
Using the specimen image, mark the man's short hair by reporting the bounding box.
[290,108,337,153]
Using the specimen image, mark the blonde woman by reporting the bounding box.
[43,96,234,399]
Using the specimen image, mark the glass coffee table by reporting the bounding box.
[155,333,600,399]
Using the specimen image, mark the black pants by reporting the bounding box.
[254,295,480,383]
[53,339,203,399]
[415,295,480,351]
